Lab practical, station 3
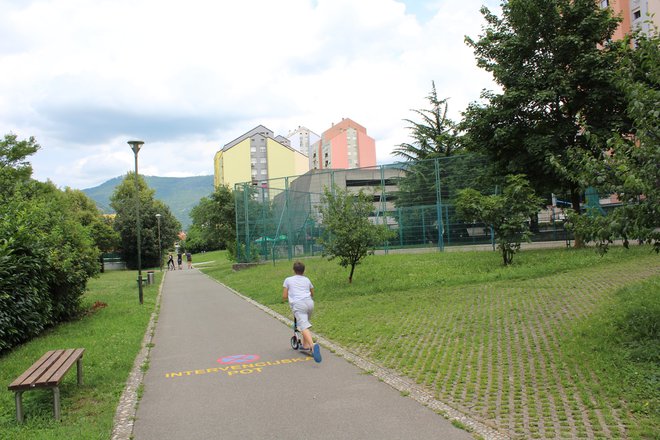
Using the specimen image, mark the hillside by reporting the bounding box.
[82,175,215,230]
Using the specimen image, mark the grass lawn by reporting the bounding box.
[199,246,659,439]
[1,247,657,439]
[0,269,160,440]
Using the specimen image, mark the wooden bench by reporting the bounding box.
[8,348,85,423]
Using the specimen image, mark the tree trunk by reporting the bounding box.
[530,213,539,233]
[570,185,584,248]
[348,263,355,283]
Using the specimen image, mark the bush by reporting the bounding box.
[0,182,100,353]
[0,202,52,351]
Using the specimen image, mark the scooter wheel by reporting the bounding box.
[290,336,299,350]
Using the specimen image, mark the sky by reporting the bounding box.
[0,0,501,190]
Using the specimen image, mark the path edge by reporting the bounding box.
[110,272,165,440]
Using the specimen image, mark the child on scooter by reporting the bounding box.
[282,261,321,363]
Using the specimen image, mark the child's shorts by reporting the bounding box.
[290,298,314,331]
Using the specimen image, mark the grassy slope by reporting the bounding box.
[0,270,160,440]
[200,247,659,439]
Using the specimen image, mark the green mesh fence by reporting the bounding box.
[233,155,571,263]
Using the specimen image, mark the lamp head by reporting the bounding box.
[127,140,144,154]
[156,214,162,218]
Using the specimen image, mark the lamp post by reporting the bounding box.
[128,140,145,305]
[155,213,162,272]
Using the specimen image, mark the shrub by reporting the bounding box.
[0,182,100,353]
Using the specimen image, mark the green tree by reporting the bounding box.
[319,186,393,283]
[394,81,461,161]
[455,174,543,265]
[0,133,40,200]
[393,81,462,210]
[567,29,660,253]
[393,83,496,245]
[463,0,629,217]
[63,187,120,254]
[110,173,181,269]
[186,184,236,252]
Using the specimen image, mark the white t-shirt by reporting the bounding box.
[283,275,314,303]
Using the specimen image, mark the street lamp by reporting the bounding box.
[128,140,145,305]
[155,213,162,272]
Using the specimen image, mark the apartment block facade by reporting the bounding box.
[286,126,320,156]
[213,125,309,191]
[309,118,376,171]
[602,0,660,39]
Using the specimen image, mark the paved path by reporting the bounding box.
[132,268,473,440]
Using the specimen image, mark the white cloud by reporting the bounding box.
[0,0,499,189]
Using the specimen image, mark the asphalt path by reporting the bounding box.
[132,268,473,440]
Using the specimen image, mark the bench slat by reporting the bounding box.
[8,351,59,390]
[46,348,84,386]
[8,349,84,391]
[39,348,76,385]
[24,349,72,388]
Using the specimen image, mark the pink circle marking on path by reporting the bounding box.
[217,354,260,365]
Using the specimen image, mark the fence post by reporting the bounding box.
[244,183,251,262]
[380,165,389,253]
[422,207,426,244]
[285,177,293,260]
[445,205,451,246]
[398,207,403,247]
[234,184,242,262]
[435,158,445,251]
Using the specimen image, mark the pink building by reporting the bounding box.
[601,0,659,40]
[310,118,376,170]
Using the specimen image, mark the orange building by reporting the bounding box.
[309,118,376,170]
[602,0,660,39]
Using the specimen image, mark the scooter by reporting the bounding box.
[290,317,304,350]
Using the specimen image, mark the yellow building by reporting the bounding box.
[214,125,309,192]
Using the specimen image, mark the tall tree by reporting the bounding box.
[394,81,460,161]
[567,29,660,253]
[393,83,490,246]
[186,184,236,252]
[63,187,119,254]
[463,0,630,216]
[319,186,393,283]
[110,173,181,269]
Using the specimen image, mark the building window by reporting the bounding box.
[251,146,256,153]
[260,158,267,164]
[599,0,608,8]
[632,9,641,20]
[260,169,267,175]
[260,146,266,153]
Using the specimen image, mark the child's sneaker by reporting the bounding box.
[312,343,322,363]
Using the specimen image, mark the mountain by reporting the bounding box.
[82,175,215,230]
